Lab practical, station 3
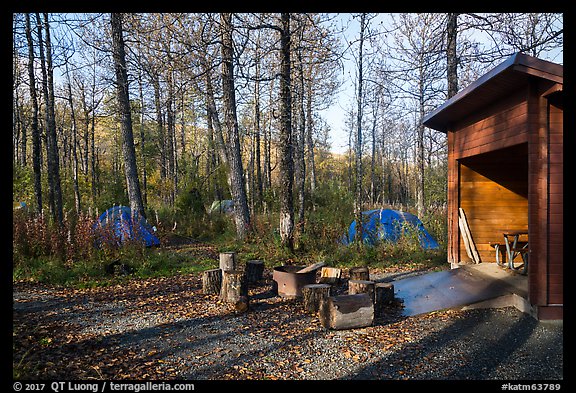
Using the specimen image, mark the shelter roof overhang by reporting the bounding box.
[422,52,563,133]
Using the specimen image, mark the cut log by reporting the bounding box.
[374,282,394,316]
[296,261,326,274]
[318,267,342,285]
[348,279,375,302]
[348,266,369,281]
[202,268,222,295]
[302,283,332,314]
[219,251,237,271]
[244,259,265,284]
[220,269,247,303]
[319,293,374,330]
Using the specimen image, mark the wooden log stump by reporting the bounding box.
[348,279,375,302]
[319,293,374,330]
[219,252,237,272]
[202,268,222,295]
[318,267,342,285]
[349,266,370,281]
[245,260,265,284]
[374,282,395,316]
[220,269,248,304]
[302,284,332,314]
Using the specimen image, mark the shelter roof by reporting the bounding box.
[422,52,563,132]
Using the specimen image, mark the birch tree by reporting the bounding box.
[220,13,252,240]
[24,13,43,214]
[37,13,63,225]
[110,13,146,219]
[278,13,295,250]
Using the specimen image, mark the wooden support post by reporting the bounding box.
[202,268,222,295]
[348,279,375,302]
[245,260,265,284]
[349,266,370,281]
[319,293,374,330]
[319,267,342,285]
[219,252,237,271]
[302,283,332,314]
[374,282,394,316]
[220,269,248,304]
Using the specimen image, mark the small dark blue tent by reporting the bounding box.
[94,206,160,247]
[341,209,439,249]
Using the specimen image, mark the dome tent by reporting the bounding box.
[209,199,234,214]
[342,208,439,249]
[94,206,160,248]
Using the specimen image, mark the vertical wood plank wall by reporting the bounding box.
[547,97,563,308]
[528,80,563,319]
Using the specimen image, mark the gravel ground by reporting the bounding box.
[13,271,563,381]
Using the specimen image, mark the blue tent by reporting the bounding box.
[94,206,160,247]
[341,209,439,249]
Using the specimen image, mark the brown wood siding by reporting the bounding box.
[527,82,545,307]
[450,89,530,265]
[527,79,563,310]
[453,89,529,160]
[547,96,563,306]
[447,130,459,266]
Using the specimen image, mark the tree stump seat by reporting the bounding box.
[220,269,249,312]
[202,268,222,295]
[348,266,370,281]
[302,283,332,314]
[319,293,374,330]
[245,259,265,284]
[348,279,375,302]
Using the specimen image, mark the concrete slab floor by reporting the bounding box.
[392,263,528,317]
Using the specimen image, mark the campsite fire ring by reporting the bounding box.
[272,266,316,299]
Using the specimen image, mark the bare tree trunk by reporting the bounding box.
[201,48,226,203]
[416,73,426,219]
[25,13,42,214]
[305,80,316,201]
[137,52,148,206]
[110,13,146,219]
[278,13,295,251]
[166,69,176,206]
[253,37,263,212]
[295,41,306,229]
[263,78,274,194]
[65,63,81,214]
[90,49,99,204]
[370,93,378,206]
[37,13,63,225]
[447,13,459,98]
[152,73,166,198]
[354,13,366,245]
[220,13,251,240]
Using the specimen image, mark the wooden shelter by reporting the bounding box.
[423,53,563,320]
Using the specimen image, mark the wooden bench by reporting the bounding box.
[510,247,529,275]
[489,242,506,266]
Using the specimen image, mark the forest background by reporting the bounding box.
[11,13,563,285]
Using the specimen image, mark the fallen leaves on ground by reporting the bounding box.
[12,256,486,380]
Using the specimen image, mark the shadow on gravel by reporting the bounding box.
[345,308,562,380]
[176,314,321,379]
